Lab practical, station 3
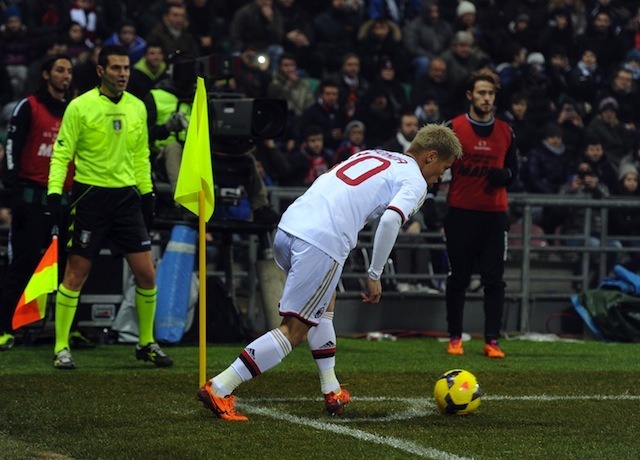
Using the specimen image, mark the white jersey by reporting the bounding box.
[278,149,428,264]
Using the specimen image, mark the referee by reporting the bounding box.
[47,45,172,369]
[444,70,518,359]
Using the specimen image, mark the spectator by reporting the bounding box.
[1,7,32,99]
[546,46,574,104]
[276,0,323,78]
[567,48,605,110]
[298,79,347,150]
[504,0,550,33]
[439,31,489,99]
[526,122,575,194]
[357,18,408,82]
[282,124,333,187]
[314,0,362,74]
[230,0,285,74]
[367,58,407,119]
[69,0,98,47]
[410,57,456,119]
[381,111,419,153]
[494,42,527,111]
[609,163,640,272]
[72,41,101,95]
[414,93,443,125]
[454,1,492,56]
[25,38,69,95]
[403,0,454,83]
[352,86,397,148]
[599,68,640,138]
[253,139,291,185]
[555,95,586,154]
[187,0,227,56]
[577,10,625,74]
[620,141,640,172]
[368,0,421,27]
[0,62,14,125]
[267,53,314,118]
[127,43,168,100]
[548,0,587,37]
[22,0,71,54]
[146,4,200,58]
[65,21,92,65]
[503,13,538,54]
[333,119,366,164]
[330,53,369,121]
[587,97,632,163]
[559,161,622,287]
[501,92,538,159]
[538,7,576,59]
[103,19,146,64]
[520,52,555,126]
[581,135,620,194]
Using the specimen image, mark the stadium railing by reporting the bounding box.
[268,187,640,332]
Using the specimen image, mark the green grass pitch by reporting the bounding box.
[1,338,639,459]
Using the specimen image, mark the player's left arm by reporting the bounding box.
[365,179,424,301]
[132,101,154,195]
[487,127,518,187]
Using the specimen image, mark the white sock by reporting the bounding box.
[213,329,292,396]
[307,312,340,393]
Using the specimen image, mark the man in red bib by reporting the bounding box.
[444,70,518,359]
[0,55,75,350]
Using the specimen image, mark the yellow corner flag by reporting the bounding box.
[174,76,215,220]
[12,236,59,330]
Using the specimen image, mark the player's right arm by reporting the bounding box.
[48,100,80,195]
[2,98,32,189]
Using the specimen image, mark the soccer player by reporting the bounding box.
[47,45,172,369]
[444,69,518,359]
[0,55,74,351]
[197,123,463,421]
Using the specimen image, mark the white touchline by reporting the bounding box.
[236,394,640,458]
[239,403,472,460]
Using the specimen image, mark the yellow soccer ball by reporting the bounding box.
[434,369,482,415]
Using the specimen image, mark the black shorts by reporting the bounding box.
[66,183,151,259]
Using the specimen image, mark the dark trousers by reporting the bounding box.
[0,189,67,333]
[444,207,509,340]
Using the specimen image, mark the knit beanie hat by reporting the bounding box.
[456,1,476,17]
[619,163,639,181]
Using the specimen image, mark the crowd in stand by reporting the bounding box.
[1,0,640,243]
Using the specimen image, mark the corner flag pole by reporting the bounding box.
[172,76,215,387]
[198,188,207,386]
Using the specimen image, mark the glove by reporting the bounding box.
[164,112,188,132]
[45,193,61,234]
[141,192,156,232]
[486,168,512,187]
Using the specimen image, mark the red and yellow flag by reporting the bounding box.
[12,236,59,330]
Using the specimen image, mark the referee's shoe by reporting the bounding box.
[135,342,174,367]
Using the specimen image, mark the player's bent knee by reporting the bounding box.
[279,316,311,347]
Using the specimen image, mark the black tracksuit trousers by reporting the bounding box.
[444,207,510,340]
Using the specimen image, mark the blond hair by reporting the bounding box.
[409,123,463,160]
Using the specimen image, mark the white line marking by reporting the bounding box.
[240,402,472,460]
[231,395,640,459]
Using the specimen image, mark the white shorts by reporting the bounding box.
[273,229,343,326]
